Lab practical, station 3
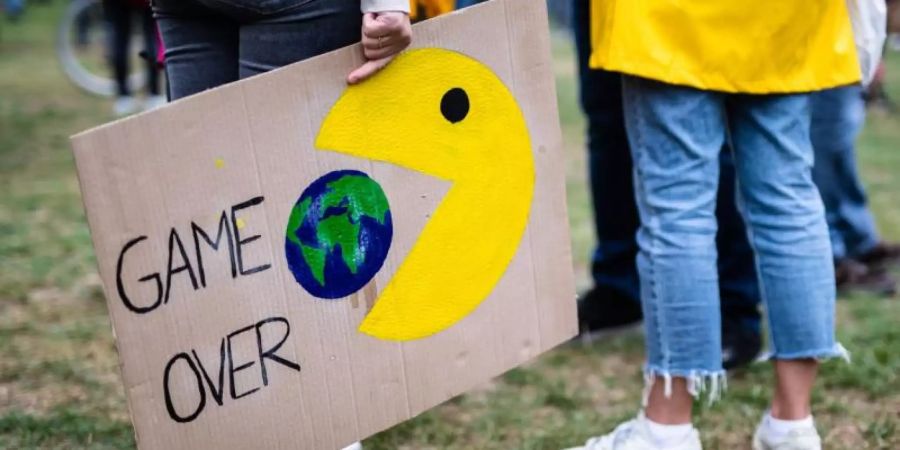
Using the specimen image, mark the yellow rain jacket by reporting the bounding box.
[590,1,861,93]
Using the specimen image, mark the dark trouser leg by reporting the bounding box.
[570,0,642,333]
[572,0,640,304]
[155,0,360,98]
[103,0,131,97]
[140,7,160,96]
[810,85,879,259]
[76,1,92,47]
[153,0,239,100]
[809,86,896,294]
[236,1,361,79]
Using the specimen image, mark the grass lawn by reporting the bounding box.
[2,3,899,449]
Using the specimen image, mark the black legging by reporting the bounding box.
[103,0,160,97]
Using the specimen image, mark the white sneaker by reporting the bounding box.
[113,96,140,117]
[752,421,821,450]
[339,442,362,450]
[144,95,168,111]
[564,414,702,450]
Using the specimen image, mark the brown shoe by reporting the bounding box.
[835,258,897,297]
[856,241,900,269]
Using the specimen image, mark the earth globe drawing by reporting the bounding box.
[284,170,393,299]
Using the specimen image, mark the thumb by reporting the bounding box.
[347,56,393,84]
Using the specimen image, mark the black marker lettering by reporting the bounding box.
[191,212,237,285]
[191,338,226,406]
[255,317,301,387]
[116,236,163,314]
[162,317,300,423]
[163,352,206,423]
[164,228,199,304]
[226,324,261,400]
[231,196,271,276]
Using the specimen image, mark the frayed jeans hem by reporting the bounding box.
[760,342,850,363]
[642,366,728,407]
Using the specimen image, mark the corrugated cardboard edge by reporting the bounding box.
[69,136,141,446]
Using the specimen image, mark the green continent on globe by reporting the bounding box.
[286,175,390,286]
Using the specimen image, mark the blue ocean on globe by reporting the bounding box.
[284,170,393,299]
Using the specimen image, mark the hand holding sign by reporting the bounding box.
[349,12,413,84]
[70,1,574,447]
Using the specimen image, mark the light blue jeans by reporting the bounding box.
[811,85,880,260]
[622,76,847,399]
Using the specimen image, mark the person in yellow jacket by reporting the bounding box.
[566,2,859,450]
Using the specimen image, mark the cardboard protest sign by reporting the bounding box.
[70,0,576,447]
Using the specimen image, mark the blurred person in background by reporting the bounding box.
[570,0,763,371]
[103,0,164,115]
[812,85,900,296]
[867,0,899,110]
[889,0,900,49]
[814,0,899,296]
[864,61,896,111]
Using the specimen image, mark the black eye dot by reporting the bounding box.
[440,87,469,124]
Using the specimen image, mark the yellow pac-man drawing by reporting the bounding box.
[316,49,535,341]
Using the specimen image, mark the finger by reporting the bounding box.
[366,39,409,58]
[363,45,404,61]
[362,38,404,56]
[361,35,388,51]
[362,16,393,38]
[361,36,379,50]
[363,46,396,61]
[362,33,403,49]
[347,56,393,84]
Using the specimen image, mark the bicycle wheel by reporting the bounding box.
[56,0,147,97]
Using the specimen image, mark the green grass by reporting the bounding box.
[2,2,900,449]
